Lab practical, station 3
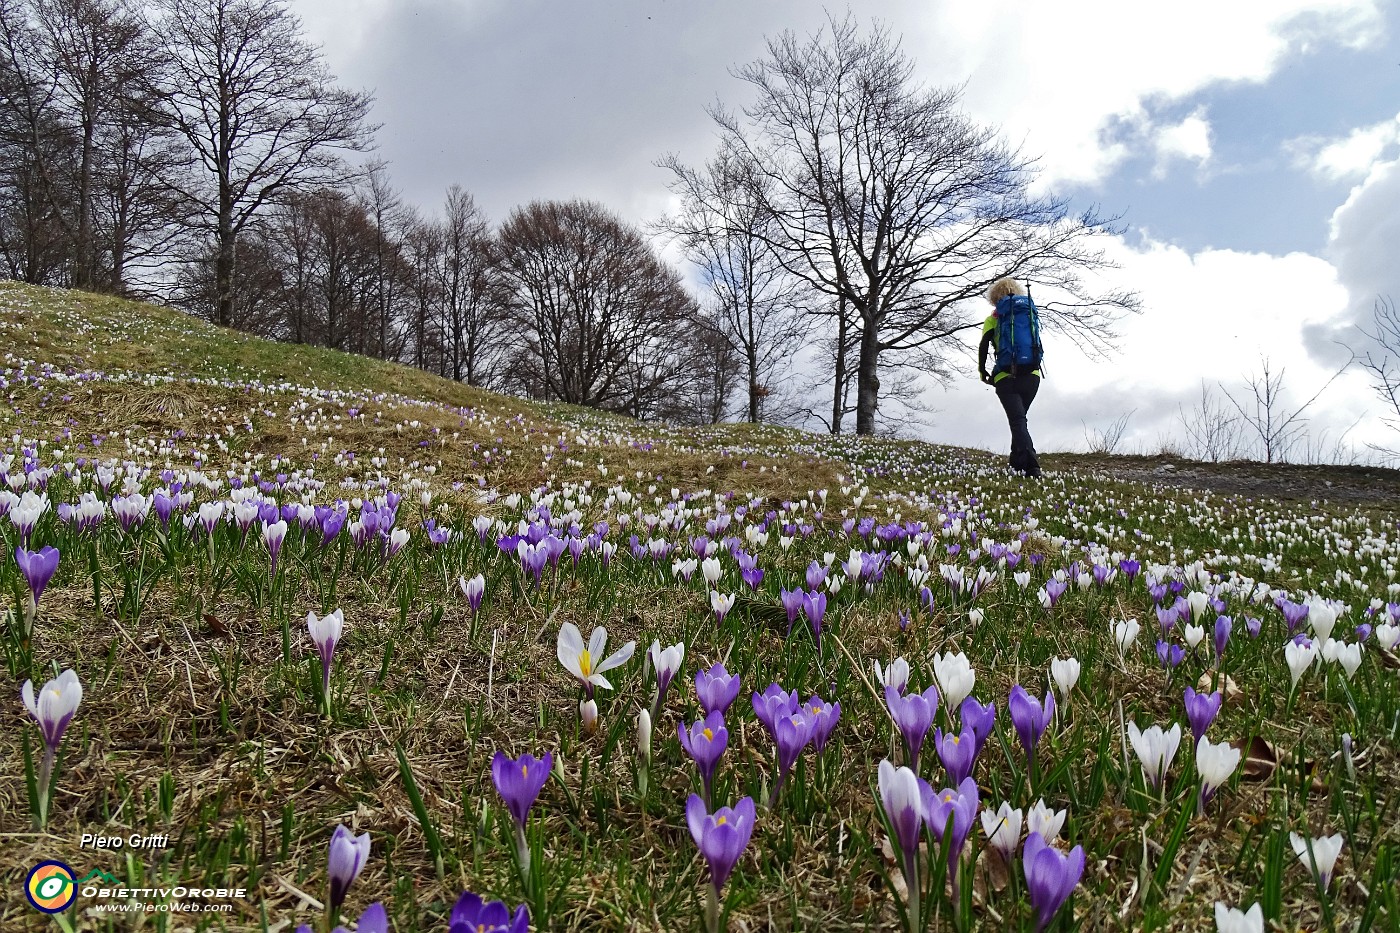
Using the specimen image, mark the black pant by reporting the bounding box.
[995,373,1041,476]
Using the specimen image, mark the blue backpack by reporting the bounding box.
[994,293,1043,376]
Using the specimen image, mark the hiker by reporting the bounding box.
[978,276,1043,478]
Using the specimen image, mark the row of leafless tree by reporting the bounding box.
[0,4,1138,430]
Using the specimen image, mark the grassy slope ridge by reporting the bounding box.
[0,281,1396,933]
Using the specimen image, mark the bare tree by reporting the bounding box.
[1083,410,1134,455]
[147,0,375,328]
[687,308,743,424]
[29,0,148,288]
[496,199,699,417]
[1220,356,1349,464]
[1353,297,1400,454]
[656,149,804,422]
[357,161,411,361]
[437,186,507,386]
[1177,381,1240,463]
[0,0,76,284]
[700,13,1137,434]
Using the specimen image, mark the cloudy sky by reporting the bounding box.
[289,0,1400,462]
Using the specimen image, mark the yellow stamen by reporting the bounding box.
[716,816,727,826]
[578,649,593,677]
[702,728,713,740]
[521,764,528,777]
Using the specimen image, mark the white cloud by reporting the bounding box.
[1289,114,1400,181]
[1151,111,1213,178]
[914,0,1385,188]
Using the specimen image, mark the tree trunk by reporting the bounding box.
[215,224,235,327]
[75,94,96,289]
[830,297,847,434]
[855,311,880,435]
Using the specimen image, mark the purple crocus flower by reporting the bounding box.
[447,892,529,933]
[1043,578,1068,607]
[315,506,340,539]
[686,794,756,894]
[923,775,980,866]
[153,491,175,529]
[1155,601,1180,633]
[1244,616,1262,638]
[1119,559,1141,580]
[14,545,60,606]
[1356,622,1373,642]
[934,727,978,787]
[491,751,553,829]
[460,574,486,614]
[960,697,997,758]
[885,684,939,765]
[1008,685,1055,773]
[1023,831,1086,931]
[771,711,813,803]
[696,663,741,716]
[1156,640,1185,669]
[1183,687,1223,747]
[21,667,81,828]
[679,711,729,805]
[326,824,371,921]
[804,695,841,751]
[878,759,931,893]
[805,560,827,590]
[517,541,549,586]
[22,668,82,755]
[802,590,827,643]
[1278,599,1310,634]
[298,902,388,933]
[779,588,804,634]
[752,683,800,737]
[1214,615,1232,660]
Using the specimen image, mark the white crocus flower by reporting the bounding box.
[557,622,635,692]
[1113,618,1141,653]
[1186,590,1210,622]
[701,557,723,587]
[1290,832,1345,892]
[1049,657,1080,703]
[1184,624,1205,651]
[980,802,1023,863]
[1336,642,1363,680]
[932,651,975,712]
[1214,903,1263,933]
[709,590,736,620]
[1025,799,1066,845]
[1307,598,1338,642]
[1196,736,1242,799]
[1127,722,1181,790]
[874,656,910,694]
[1285,640,1318,688]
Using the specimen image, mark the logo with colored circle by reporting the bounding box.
[26,861,77,913]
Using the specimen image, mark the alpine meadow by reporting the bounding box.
[2,2,1400,933]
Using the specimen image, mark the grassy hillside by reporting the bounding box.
[1,282,1396,933]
